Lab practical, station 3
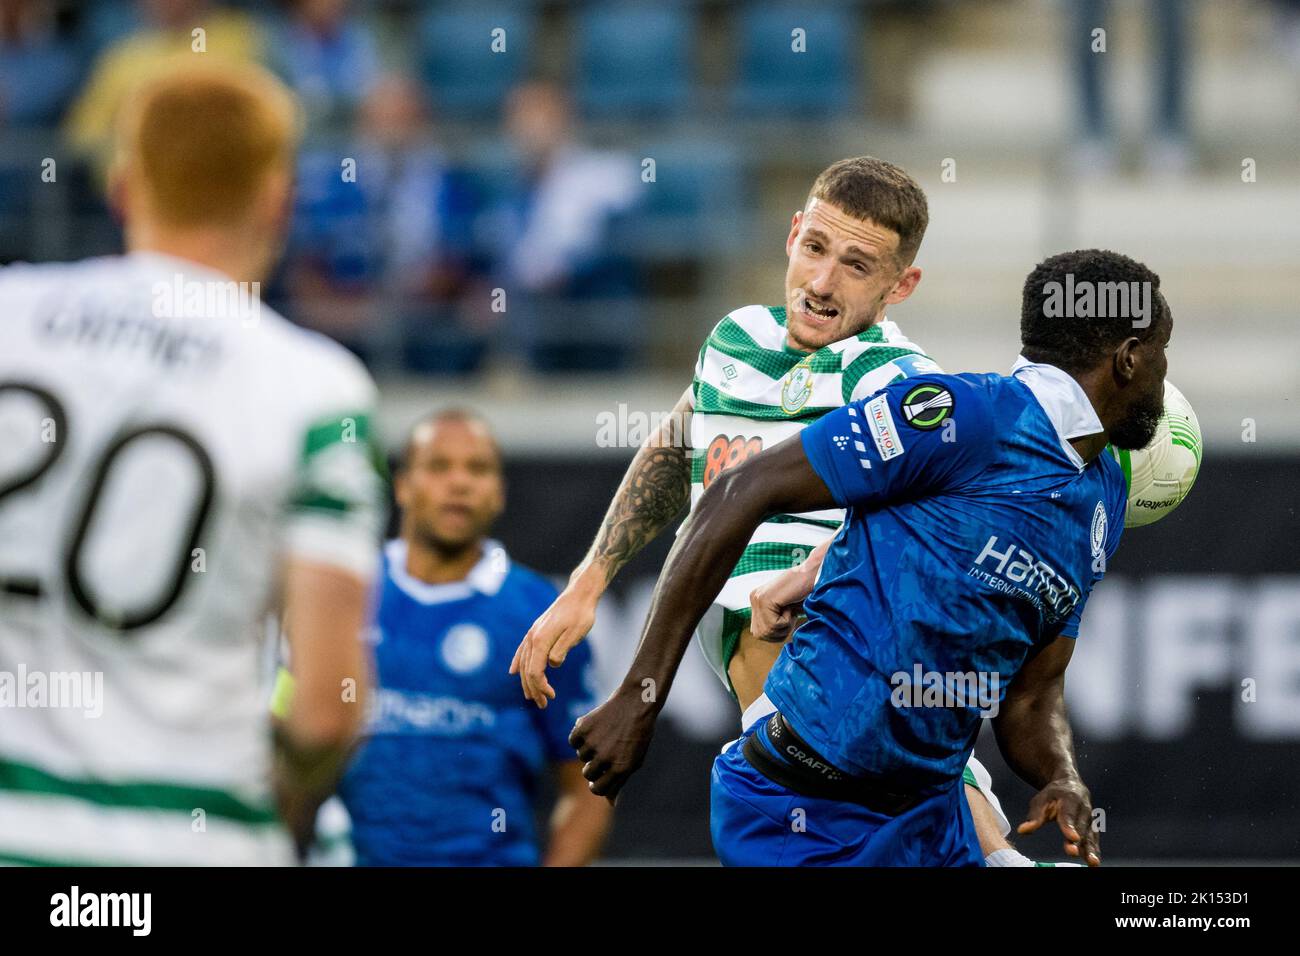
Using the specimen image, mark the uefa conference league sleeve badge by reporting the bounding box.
[900,383,954,430]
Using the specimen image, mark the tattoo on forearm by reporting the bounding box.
[592,443,691,584]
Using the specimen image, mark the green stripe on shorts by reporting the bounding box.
[0,758,279,825]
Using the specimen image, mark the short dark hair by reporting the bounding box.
[400,407,501,471]
[806,156,930,266]
[1020,249,1170,374]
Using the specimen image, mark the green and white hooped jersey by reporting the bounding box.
[686,304,940,693]
[0,252,387,865]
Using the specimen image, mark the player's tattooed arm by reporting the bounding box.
[512,387,694,707]
[993,635,1101,866]
[570,434,836,800]
[582,386,694,586]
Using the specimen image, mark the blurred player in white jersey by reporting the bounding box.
[513,157,1042,865]
[0,63,386,865]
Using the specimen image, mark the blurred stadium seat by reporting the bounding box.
[417,4,537,119]
[574,3,693,118]
[730,2,861,117]
[77,0,141,58]
[610,142,748,261]
[0,18,80,127]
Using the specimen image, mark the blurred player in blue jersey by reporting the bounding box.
[570,249,1170,866]
[337,410,612,865]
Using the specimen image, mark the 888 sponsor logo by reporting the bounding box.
[702,434,763,488]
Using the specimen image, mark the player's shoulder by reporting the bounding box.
[502,560,560,606]
[702,303,788,352]
[272,317,374,397]
[0,260,55,319]
[251,309,378,423]
[839,319,933,363]
[875,370,1001,426]
[0,254,120,294]
[0,256,165,337]
[837,321,943,403]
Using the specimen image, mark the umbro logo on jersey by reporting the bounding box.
[901,383,954,430]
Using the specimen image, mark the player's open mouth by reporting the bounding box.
[803,301,838,320]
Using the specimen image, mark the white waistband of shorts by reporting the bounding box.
[740,692,777,734]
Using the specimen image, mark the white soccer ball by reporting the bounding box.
[1109,379,1202,528]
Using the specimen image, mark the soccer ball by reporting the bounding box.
[1108,380,1202,528]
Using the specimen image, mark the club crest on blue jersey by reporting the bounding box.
[1091,501,1108,559]
[440,623,490,674]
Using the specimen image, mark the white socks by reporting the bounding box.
[985,847,1036,867]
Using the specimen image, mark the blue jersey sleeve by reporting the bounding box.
[1058,460,1128,639]
[801,374,994,510]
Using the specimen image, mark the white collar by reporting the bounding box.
[876,318,904,341]
[384,538,510,605]
[1010,356,1105,470]
[128,249,235,285]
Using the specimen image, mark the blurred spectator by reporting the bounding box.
[81,1,146,59]
[286,73,484,372]
[1073,0,1192,176]
[0,0,82,127]
[0,0,83,265]
[485,80,642,372]
[65,0,264,169]
[267,0,379,125]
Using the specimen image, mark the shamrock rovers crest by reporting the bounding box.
[780,359,814,413]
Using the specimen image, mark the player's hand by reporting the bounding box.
[511,584,598,708]
[568,684,658,803]
[749,583,802,643]
[1017,778,1100,866]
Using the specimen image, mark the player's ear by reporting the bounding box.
[1113,336,1141,384]
[491,474,506,521]
[885,265,922,306]
[785,210,803,256]
[393,468,411,509]
[106,159,130,224]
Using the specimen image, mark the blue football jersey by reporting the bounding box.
[765,363,1127,792]
[338,540,596,866]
